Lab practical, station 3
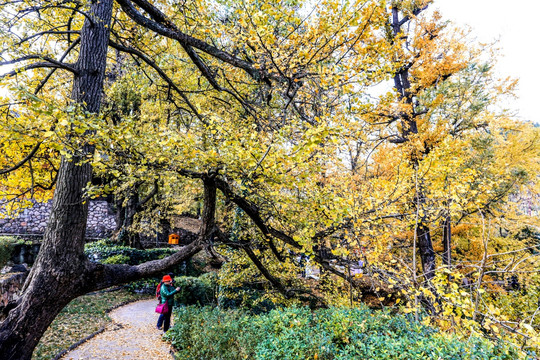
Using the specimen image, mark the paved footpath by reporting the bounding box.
[62,299,173,359]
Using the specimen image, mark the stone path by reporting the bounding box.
[62,299,173,359]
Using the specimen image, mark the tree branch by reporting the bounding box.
[13,30,79,48]
[397,5,429,28]
[21,4,94,26]
[84,240,203,292]
[108,38,206,124]
[35,37,81,94]
[1,57,79,78]
[0,142,42,175]
[136,178,158,210]
[115,0,264,81]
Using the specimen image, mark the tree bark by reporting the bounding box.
[442,215,452,266]
[200,176,217,240]
[417,223,436,282]
[116,190,143,249]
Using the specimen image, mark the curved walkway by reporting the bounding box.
[62,299,173,359]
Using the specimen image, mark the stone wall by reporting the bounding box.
[0,270,27,312]
[0,200,117,238]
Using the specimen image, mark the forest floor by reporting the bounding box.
[61,299,173,359]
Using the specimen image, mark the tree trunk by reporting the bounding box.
[417,223,436,282]
[200,176,217,239]
[442,215,452,266]
[158,217,172,244]
[116,191,143,249]
[391,5,437,283]
[0,2,114,358]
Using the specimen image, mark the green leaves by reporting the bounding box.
[165,306,520,359]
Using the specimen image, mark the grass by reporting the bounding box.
[32,288,150,360]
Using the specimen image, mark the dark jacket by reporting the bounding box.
[160,283,178,307]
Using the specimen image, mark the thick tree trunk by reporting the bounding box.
[0,2,114,358]
[157,217,172,244]
[200,176,217,239]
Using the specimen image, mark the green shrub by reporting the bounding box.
[175,273,217,306]
[0,236,23,268]
[218,286,276,314]
[85,239,177,265]
[164,306,522,360]
[101,254,130,264]
[124,277,157,295]
[165,306,254,360]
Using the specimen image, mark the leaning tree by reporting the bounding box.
[0,0,390,357]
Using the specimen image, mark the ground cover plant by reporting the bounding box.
[164,306,522,360]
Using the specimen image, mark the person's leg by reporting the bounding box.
[156,313,164,329]
[163,311,172,332]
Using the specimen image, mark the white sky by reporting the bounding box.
[434,0,540,124]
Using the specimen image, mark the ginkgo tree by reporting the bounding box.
[0,0,397,358]
[90,1,540,349]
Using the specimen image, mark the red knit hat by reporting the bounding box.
[162,275,172,282]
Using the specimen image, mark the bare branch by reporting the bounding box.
[2,62,78,78]
[1,55,79,78]
[20,4,94,26]
[13,30,79,48]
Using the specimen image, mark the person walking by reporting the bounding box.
[156,274,180,332]
[155,272,175,329]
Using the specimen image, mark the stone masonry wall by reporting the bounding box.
[0,200,116,238]
[0,271,27,310]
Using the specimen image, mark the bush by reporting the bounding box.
[0,236,23,268]
[175,273,217,306]
[124,278,157,295]
[218,286,276,314]
[101,254,131,264]
[164,306,522,360]
[84,239,177,265]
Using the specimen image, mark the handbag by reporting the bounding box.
[155,301,169,314]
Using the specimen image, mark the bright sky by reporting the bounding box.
[434,0,540,124]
